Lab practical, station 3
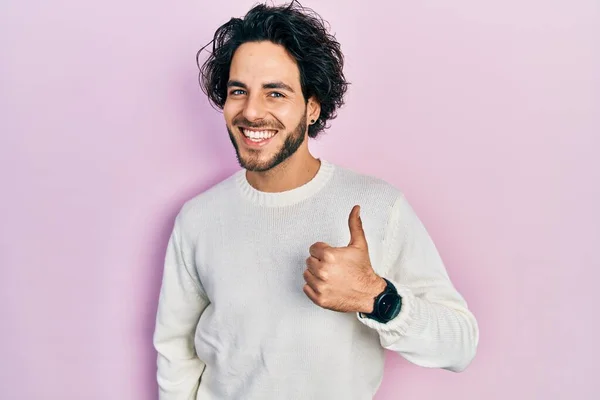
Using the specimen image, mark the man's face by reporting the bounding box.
[224,41,310,172]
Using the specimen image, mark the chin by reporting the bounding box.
[227,122,305,172]
[238,154,281,172]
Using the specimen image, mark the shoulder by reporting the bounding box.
[175,169,243,229]
[322,162,409,232]
[329,162,405,205]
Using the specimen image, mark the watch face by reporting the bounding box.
[378,293,401,320]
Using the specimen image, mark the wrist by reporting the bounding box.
[359,275,387,314]
[361,277,403,323]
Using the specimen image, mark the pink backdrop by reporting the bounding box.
[1,0,598,399]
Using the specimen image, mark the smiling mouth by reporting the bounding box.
[239,127,278,143]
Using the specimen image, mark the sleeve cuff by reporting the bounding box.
[356,279,416,341]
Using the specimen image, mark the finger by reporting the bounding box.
[348,205,368,249]
[303,268,321,290]
[305,256,321,275]
[309,241,330,260]
[303,283,319,305]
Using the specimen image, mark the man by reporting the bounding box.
[153,2,479,399]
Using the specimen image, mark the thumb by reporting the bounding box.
[348,205,368,249]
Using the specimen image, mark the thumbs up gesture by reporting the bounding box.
[303,205,387,314]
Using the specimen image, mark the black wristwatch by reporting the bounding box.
[364,278,402,323]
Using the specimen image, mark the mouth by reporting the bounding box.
[238,127,278,147]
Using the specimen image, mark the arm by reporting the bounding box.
[153,214,209,399]
[358,195,479,372]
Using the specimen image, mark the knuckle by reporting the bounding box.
[318,296,331,308]
[323,249,336,263]
[318,269,329,281]
[317,282,329,295]
[313,281,326,295]
[313,292,323,304]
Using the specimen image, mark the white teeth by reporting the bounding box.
[242,129,276,140]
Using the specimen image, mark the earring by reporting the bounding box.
[310,119,315,124]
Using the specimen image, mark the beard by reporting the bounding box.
[227,114,307,172]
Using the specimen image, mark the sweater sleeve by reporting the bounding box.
[153,214,210,399]
[357,195,479,372]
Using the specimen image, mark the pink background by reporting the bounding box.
[1,0,599,399]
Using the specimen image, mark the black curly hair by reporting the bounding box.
[197,1,349,138]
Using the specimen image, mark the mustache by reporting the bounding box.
[232,116,285,130]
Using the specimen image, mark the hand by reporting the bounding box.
[303,205,387,313]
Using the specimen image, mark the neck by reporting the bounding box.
[245,149,321,193]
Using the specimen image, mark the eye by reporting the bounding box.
[269,92,284,98]
[229,89,246,96]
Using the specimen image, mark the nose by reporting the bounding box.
[242,93,268,122]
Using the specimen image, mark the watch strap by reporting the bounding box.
[364,278,401,323]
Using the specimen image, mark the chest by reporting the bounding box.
[192,204,388,371]
[194,205,386,307]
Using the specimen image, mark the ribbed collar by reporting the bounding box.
[235,159,335,207]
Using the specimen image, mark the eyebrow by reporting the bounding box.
[227,80,295,93]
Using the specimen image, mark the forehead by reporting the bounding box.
[229,41,301,88]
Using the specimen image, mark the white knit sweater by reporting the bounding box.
[153,160,479,400]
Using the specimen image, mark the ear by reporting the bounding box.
[306,96,321,125]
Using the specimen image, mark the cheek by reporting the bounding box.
[223,103,232,121]
[271,103,304,125]
[223,100,238,122]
